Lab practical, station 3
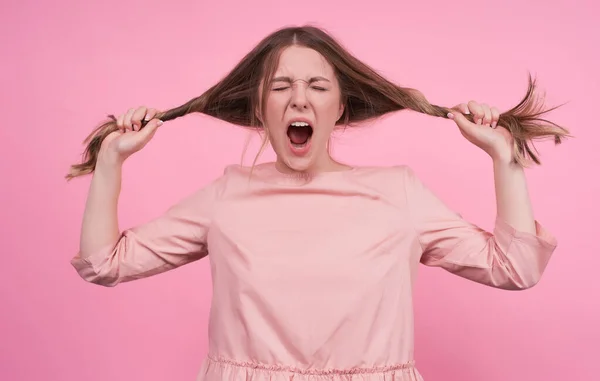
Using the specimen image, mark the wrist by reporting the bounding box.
[97,147,125,169]
[492,159,523,180]
[489,148,514,167]
[94,151,124,181]
[492,156,514,168]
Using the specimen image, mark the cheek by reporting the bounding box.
[263,97,288,141]
[264,97,286,124]
[316,97,342,122]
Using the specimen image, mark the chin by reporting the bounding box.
[275,138,322,174]
[281,155,316,173]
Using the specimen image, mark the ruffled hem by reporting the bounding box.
[195,355,424,380]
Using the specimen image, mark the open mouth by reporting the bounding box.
[286,122,313,148]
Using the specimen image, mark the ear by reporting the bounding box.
[255,85,265,125]
[253,95,265,125]
[338,101,345,120]
[255,107,262,123]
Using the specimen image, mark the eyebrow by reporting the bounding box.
[271,76,331,84]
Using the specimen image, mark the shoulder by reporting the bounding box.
[176,165,244,203]
[351,164,421,185]
[352,164,436,204]
[331,164,422,204]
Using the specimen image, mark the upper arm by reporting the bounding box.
[400,165,477,260]
[399,165,557,290]
[71,176,224,287]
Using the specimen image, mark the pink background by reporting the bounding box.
[2,0,599,380]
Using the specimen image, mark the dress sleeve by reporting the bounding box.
[70,176,223,287]
[401,165,558,290]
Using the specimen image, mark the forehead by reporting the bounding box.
[274,45,335,80]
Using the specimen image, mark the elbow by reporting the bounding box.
[71,256,121,287]
[494,266,546,291]
[493,245,555,291]
[70,244,123,287]
[492,219,558,290]
[466,271,543,291]
[502,276,542,291]
[77,273,120,288]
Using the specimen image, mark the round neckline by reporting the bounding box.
[273,162,355,177]
[244,161,358,185]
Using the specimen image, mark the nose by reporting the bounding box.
[290,82,309,110]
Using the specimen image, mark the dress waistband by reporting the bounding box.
[206,355,416,376]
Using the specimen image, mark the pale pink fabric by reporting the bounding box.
[71,162,558,380]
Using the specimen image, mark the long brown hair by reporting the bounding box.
[65,25,570,180]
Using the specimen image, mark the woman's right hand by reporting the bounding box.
[99,106,163,165]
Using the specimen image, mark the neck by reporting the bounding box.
[274,155,352,176]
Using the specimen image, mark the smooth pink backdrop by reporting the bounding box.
[2,0,598,380]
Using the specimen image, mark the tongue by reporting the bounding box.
[288,127,310,145]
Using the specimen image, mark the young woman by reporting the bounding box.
[68,26,568,381]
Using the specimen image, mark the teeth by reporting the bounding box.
[290,121,310,127]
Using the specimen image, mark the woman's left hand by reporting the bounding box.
[448,101,513,163]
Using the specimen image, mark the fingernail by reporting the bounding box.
[157,120,163,126]
[491,121,497,128]
[447,113,454,119]
[144,115,151,121]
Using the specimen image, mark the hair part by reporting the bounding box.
[66,25,570,180]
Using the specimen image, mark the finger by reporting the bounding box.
[461,103,470,115]
[137,118,163,142]
[447,111,477,135]
[132,106,147,131]
[468,101,484,125]
[481,103,492,126]
[116,114,125,132]
[490,107,500,128]
[452,103,470,115]
[144,108,158,122]
[124,108,136,131]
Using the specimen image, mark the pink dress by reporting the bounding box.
[71,162,557,380]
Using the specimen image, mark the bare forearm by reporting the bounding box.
[493,159,536,234]
[79,156,123,258]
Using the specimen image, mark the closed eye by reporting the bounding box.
[271,86,327,91]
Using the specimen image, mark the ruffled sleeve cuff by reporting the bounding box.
[493,217,558,252]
